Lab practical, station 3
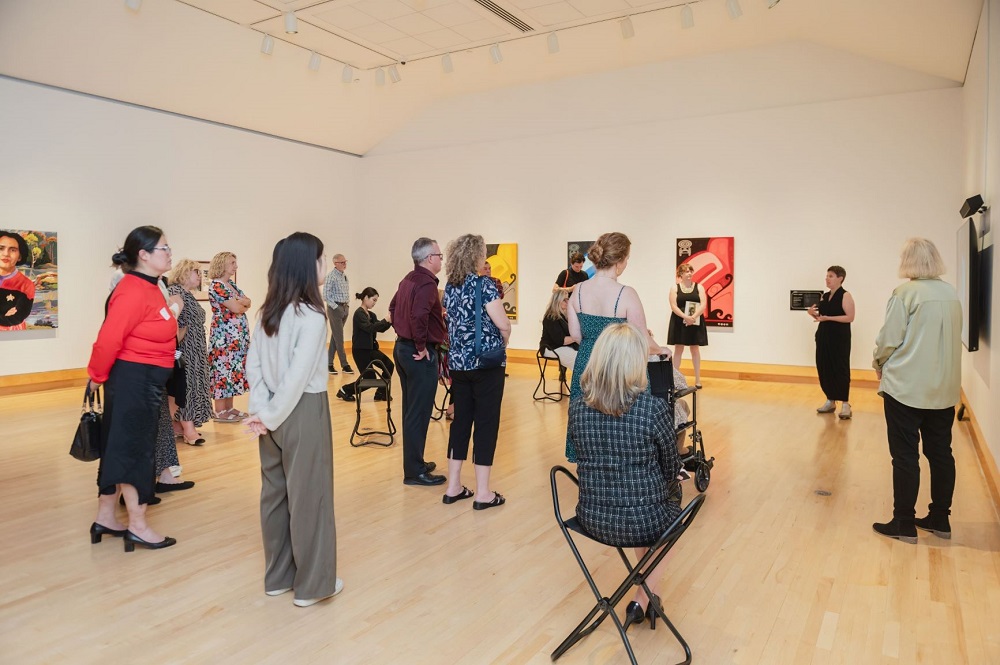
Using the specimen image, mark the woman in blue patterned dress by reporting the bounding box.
[441,234,511,510]
[207,251,251,422]
[568,322,681,630]
[565,232,669,462]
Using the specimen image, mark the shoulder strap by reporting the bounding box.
[576,282,584,313]
[613,286,626,316]
[563,270,570,288]
[474,276,485,357]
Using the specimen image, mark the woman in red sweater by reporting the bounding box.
[88,226,179,552]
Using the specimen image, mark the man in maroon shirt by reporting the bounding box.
[389,237,447,486]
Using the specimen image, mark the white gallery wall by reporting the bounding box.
[361,88,965,371]
[0,76,362,377]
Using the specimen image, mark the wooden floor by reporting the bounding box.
[1,365,998,664]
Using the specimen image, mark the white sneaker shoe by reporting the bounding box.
[266,587,291,596]
[816,400,835,414]
[839,403,852,420]
[293,578,344,607]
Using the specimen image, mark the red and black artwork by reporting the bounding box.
[675,237,734,328]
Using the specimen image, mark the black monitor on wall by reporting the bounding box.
[957,218,980,352]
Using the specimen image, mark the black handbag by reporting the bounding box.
[474,276,506,369]
[70,386,102,462]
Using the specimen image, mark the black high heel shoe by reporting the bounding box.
[646,593,662,630]
[123,530,177,552]
[623,601,647,632]
[90,522,127,544]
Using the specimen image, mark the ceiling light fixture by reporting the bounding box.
[375,68,386,86]
[260,34,274,55]
[620,16,635,40]
[284,12,298,34]
[547,32,560,54]
[726,0,742,19]
[388,65,401,83]
[308,52,321,71]
[441,53,454,73]
[680,4,694,29]
[124,0,142,11]
[489,44,503,64]
[341,64,353,83]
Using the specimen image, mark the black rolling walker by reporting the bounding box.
[550,465,706,665]
[348,360,396,448]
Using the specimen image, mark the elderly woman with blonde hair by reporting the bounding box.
[207,251,251,422]
[568,322,681,631]
[872,238,962,544]
[166,259,213,445]
[540,290,578,372]
[441,234,511,510]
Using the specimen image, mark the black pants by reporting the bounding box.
[341,348,394,399]
[447,367,505,466]
[883,393,956,521]
[394,340,438,478]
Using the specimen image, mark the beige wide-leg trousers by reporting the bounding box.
[258,392,337,601]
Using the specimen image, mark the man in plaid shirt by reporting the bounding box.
[323,253,354,375]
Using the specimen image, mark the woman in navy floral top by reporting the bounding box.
[441,235,511,510]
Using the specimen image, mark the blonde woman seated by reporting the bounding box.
[539,290,578,371]
[568,322,682,632]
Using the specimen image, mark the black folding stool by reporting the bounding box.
[349,360,396,448]
[549,465,705,665]
[533,349,570,402]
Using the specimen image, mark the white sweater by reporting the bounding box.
[246,304,328,431]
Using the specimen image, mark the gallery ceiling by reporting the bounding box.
[0,0,985,154]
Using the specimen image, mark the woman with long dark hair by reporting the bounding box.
[336,287,394,402]
[243,232,341,607]
[87,225,178,552]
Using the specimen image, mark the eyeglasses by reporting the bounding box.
[428,253,444,259]
[151,245,172,254]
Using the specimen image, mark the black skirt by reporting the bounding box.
[97,359,172,504]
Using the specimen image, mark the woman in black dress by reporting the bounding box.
[667,264,708,388]
[808,265,855,419]
[336,287,393,402]
[167,259,214,444]
[569,321,681,631]
[539,290,578,371]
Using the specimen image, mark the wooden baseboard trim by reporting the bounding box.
[0,368,90,396]
[959,391,1000,520]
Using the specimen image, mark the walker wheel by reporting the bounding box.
[694,464,710,492]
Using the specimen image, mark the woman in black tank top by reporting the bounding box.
[808,265,856,419]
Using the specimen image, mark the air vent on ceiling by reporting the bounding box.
[471,0,533,33]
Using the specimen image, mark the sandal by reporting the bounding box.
[183,437,206,446]
[442,486,474,505]
[212,409,241,423]
[231,410,249,419]
[472,492,505,511]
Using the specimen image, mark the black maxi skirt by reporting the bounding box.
[97,359,172,504]
[815,324,851,402]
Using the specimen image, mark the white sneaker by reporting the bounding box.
[266,587,292,596]
[816,400,835,414]
[839,403,852,420]
[293,578,344,607]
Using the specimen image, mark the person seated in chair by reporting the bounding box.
[568,322,682,631]
[540,290,579,374]
[336,287,393,402]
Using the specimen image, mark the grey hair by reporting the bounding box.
[411,237,437,264]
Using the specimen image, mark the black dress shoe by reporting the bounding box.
[155,481,195,493]
[90,522,127,544]
[403,472,446,486]
[119,494,161,506]
[124,530,177,552]
[423,461,437,473]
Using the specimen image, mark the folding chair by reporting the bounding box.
[533,349,570,402]
[349,360,396,448]
[549,465,705,665]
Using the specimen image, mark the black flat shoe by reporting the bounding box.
[623,601,646,632]
[472,492,505,511]
[124,530,177,552]
[119,494,161,506]
[90,522,127,544]
[442,486,474,504]
[403,472,446,486]
[155,481,195,493]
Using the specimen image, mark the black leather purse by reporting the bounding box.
[474,276,506,369]
[70,386,102,462]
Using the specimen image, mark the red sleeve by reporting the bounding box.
[409,282,435,353]
[87,282,146,383]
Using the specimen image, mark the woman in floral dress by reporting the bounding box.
[167,259,213,443]
[208,251,251,422]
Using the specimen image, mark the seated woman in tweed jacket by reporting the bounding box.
[568,321,682,631]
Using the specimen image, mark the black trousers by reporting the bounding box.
[883,393,956,521]
[394,340,438,478]
[447,367,506,466]
[341,347,394,399]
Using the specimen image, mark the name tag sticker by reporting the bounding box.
[159,307,171,320]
